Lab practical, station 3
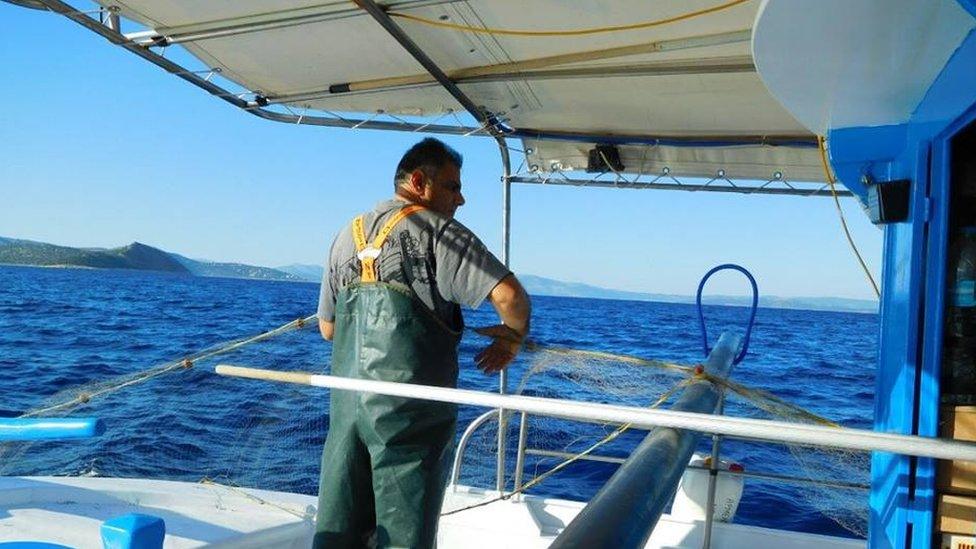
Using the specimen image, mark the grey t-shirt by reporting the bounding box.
[317,199,511,331]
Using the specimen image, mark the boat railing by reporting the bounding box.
[450,409,868,548]
[450,413,872,495]
[446,332,861,547]
[216,354,976,544]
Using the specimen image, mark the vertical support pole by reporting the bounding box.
[501,143,512,266]
[496,137,513,493]
[513,412,530,496]
[702,397,725,549]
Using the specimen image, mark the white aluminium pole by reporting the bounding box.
[214,364,976,463]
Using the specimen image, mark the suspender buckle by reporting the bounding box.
[356,247,382,261]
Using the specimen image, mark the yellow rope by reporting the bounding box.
[388,0,751,37]
[817,136,881,298]
[704,374,840,427]
[200,478,314,520]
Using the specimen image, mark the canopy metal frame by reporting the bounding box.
[507,169,854,197]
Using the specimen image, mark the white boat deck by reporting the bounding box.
[0,477,863,548]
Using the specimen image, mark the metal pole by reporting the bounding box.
[449,409,498,487]
[213,362,976,462]
[496,138,513,492]
[501,144,512,265]
[513,412,530,494]
[265,32,754,101]
[354,0,496,130]
[702,397,724,549]
[549,333,740,549]
[122,0,464,46]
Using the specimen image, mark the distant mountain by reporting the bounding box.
[0,238,188,273]
[276,264,324,282]
[0,237,299,282]
[520,275,673,303]
[172,253,302,281]
[275,269,878,313]
[519,274,878,313]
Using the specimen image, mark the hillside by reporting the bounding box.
[0,237,297,281]
[0,238,188,273]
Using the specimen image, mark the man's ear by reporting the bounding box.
[409,169,427,193]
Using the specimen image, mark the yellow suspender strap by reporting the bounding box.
[351,204,426,283]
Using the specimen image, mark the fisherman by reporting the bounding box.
[314,137,531,548]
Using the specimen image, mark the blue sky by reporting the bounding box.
[0,5,882,299]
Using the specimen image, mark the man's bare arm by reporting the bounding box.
[490,274,530,337]
[319,318,334,341]
[475,274,531,374]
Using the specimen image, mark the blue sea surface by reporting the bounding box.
[0,266,877,539]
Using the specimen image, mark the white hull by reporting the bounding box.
[0,477,863,548]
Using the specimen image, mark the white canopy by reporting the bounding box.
[33,0,975,185]
[95,0,825,183]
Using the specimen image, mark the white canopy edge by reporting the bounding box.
[753,0,975,134]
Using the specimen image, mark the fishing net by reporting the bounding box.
[1,316,869,536]
[0,316,327,517]
[450,344,870,537]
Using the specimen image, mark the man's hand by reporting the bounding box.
[478,275,530,374]
[474,324,523,374]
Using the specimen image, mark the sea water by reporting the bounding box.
[0,266,877,539]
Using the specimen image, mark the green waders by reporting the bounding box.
[314,206,462,549]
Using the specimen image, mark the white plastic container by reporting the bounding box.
[671,453,744,522]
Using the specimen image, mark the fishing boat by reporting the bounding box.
[2,1,976,548]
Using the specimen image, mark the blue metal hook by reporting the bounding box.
[696,264,758,365]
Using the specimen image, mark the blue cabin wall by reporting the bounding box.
[829,22,976,548]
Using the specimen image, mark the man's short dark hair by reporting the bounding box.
[394,138,463,190]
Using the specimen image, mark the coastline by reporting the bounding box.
[0,264,878,314]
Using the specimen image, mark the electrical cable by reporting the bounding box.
[385,0,751,37]
[817,135,881,298]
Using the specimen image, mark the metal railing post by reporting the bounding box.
[513,412,530,495]
[496,139,513,493]
[702,396,725,549]
[449,410,499,488]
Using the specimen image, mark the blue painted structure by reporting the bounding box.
[0,418,105,441]
[828,17,976,548]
